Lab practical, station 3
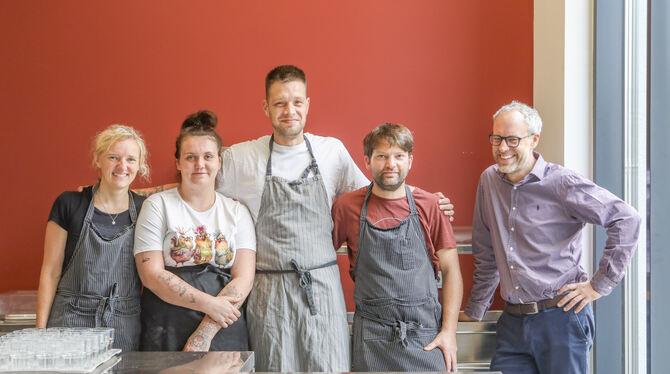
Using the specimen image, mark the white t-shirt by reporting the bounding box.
[217,133,369,222]
[134,189,256,268]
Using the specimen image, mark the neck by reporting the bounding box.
[371,183,406,199]
[95,183,129,213]
[506,158,537,184]
[273,132,305,147]
[178,183,216,212]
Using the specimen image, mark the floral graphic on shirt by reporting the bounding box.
[169,228,194,267]
[192,225,213,264]
[214,231,234,267]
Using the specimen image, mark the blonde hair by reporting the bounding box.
[91,125,150,181]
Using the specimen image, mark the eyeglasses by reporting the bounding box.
[488,134,535,148]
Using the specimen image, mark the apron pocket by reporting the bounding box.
[397,238,418,270]
[112,298,141,316]
[63,298,98,327]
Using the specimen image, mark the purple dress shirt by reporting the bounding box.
[464,153,641,320]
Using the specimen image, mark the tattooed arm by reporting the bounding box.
[135,251,242,329]
[133,183,179,197]
[183,249,256,352]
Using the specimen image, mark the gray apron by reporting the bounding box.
[351,184,446,371]
[47,184,141,352]
[247,135,350,372]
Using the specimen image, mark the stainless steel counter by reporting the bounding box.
[108,351,254,373]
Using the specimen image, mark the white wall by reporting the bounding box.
[533,0,594,279]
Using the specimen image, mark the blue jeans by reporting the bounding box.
[491,304,594,374]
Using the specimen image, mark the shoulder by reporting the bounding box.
[227,135,271,155]
[306,133,347,152]
[411,187,439,204]
[215,192,242,210]
[143,189,179,209]
[332,187,366,218]
[411,187,441,215]
[334,186,367,206]
[53,186,92,208]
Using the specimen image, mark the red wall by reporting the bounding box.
[0,0,533,310]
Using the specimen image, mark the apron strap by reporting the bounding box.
[256,259,337,316]
[266,134,320,178]
[356,308,423,348]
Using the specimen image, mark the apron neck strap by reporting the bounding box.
[88,183,138,223]
[266,134,320,178]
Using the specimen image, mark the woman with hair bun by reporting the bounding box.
[36,125,150,351]
[134,110,256,351]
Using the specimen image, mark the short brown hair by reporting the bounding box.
[363,123,414,158]
[265,65,306,98]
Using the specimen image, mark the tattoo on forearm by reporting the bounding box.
[159,272,196,302]
[135,185,165,197]
[222,285,244,308]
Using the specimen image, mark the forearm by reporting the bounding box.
[190,277,252,340]
[440,259,463,334]
[36,269,61,327]
[142,267,214,314]
[133,183,178,197]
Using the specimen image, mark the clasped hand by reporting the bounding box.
[205,295,242,328]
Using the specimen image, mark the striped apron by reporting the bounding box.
[47,184,141,352]
[351,184,446,371]
[247,135,350,372]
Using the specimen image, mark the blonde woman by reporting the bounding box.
[36,125,149,352]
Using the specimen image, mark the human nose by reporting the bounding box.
[497,139,510,152]
[284,103,296,115]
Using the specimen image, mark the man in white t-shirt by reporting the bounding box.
[217,65,365,372]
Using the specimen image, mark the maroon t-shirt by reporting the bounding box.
[332,186,457,279]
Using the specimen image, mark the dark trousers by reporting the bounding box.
[491,304,594,374]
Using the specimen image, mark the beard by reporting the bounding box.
[272,119,305,140]
[372,169,408,192]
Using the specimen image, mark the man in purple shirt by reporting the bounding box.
[460,101,641,374]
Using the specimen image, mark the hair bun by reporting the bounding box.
[182,110,217,130]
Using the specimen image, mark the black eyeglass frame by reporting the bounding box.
[488,134,535,148]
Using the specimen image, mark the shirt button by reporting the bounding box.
[510,265,514,269]
[513,186,517,190]
[511,227,515,231]
[510,247,514,251]
[512,207,516,211]
[515,286,519,290]
[608,286,612,289]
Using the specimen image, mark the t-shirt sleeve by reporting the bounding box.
[233,202,256,251]
[217,148,236,198]
[335,140,369,196]
[424,191,457,250]
[331,197,347,250]
[133,197,167,255]
[48,192,72,231]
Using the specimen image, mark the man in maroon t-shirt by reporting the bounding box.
[332,123,462,372]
